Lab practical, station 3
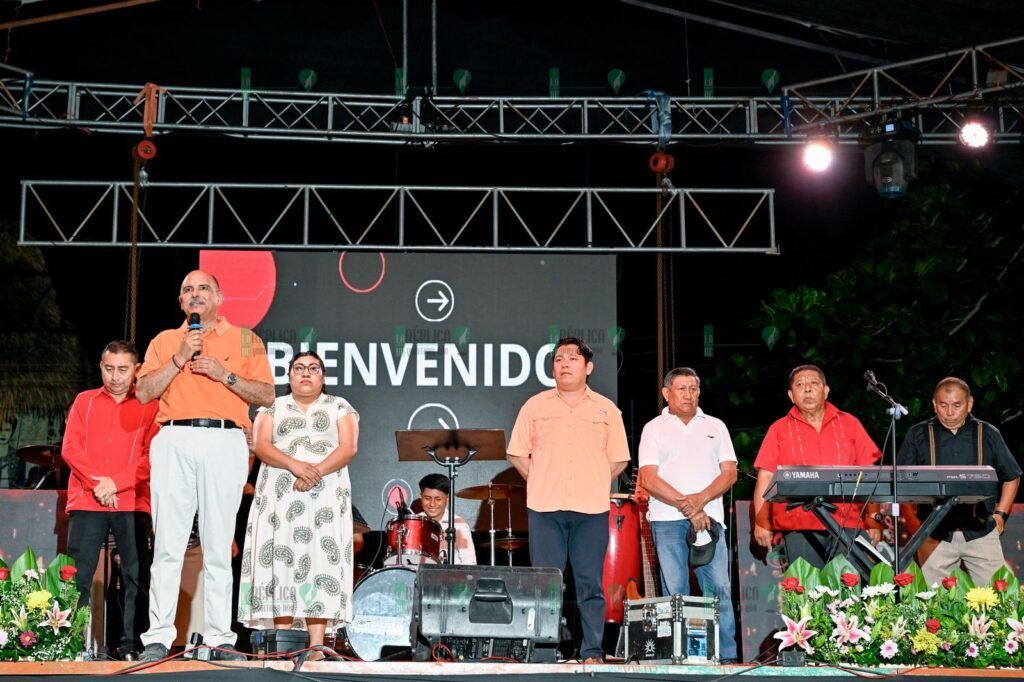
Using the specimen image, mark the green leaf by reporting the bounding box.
[784,556,821,591]
[44,553,75,597]
[870,561,894,586]
[821,556,859,590]
[10,546,38,583]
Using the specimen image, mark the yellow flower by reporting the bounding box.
[25,590,53,611]
[965,587,1000,612]
[911,628,941,655]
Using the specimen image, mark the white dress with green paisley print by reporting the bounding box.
[237,392,358,630]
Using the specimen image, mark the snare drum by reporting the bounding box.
[341,566,417,661]
[383,517,442,566]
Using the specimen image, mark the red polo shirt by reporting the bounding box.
[62,387,160,514]
[754,402,881,531]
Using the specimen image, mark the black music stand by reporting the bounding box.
[395,429,507,564]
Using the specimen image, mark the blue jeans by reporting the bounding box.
[528,509,609,660]
[651,518,737,661]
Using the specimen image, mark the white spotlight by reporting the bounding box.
[803,140,833,172]
[959,121,990,148]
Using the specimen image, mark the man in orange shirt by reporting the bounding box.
[63,340,159,660]
[137,270,274,662]
[507,337,630,664]
[752,365,882,568]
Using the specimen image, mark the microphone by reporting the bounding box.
[864,370,878,386]
[187,313,202,360]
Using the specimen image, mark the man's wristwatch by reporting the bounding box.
[226,373,238,386]
[994,510,1009,521]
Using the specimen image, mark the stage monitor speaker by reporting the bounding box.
[414,564,564,662]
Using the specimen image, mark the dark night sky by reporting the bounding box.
[1,0,1017,448]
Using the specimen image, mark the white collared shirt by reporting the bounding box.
[418,510,477,565]
[638,407,737,524]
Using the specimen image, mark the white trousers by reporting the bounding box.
[141,425,247,648]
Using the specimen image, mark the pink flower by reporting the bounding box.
[1007,617,1024,642]
[0,630,7,647]
[941,641,952,651]
[42,601,72,635]
[879,639,898,659]
[1006,638,1019,655]
[831,612,870,646]
[19,630,36,647]
[839,645,850,654]
[774,614,817,653]
[966,643,979,658]
[968,614,993,639]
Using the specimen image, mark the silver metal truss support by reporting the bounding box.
[19,181,778,254]
[782,36,1024,140]
[0,70,1018,144]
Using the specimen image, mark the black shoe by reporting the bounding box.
[210,644,246,661]
[138,643,169,662]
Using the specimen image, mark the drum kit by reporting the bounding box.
[342,481,528,661]
[12,443,66,488]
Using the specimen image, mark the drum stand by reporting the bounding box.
[426,446,477,565]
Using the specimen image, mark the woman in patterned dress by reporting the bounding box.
[238,351,359,655]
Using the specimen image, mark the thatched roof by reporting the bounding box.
[0,223,88,420]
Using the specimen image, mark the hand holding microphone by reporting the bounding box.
[177,312,204,364]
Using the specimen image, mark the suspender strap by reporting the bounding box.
[928,424,936,466]
[977,422,984,466]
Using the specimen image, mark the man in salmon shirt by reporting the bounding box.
[136,270,274,663]
[752,365,883,568]
[507,337,631,664]
[62,340,159,660]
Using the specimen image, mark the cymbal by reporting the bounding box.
[455,483,524,500]
[482,536,529,551]
[17,445,62,467]
[353,520,371,535]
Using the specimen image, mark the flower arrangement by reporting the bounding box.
[775,556,1024,668]
[0,548,89,661]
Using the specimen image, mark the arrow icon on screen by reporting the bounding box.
[426,290,450,312]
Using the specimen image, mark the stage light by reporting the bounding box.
[862,121,919,199]
[802,139,833,172]
[959,121,991,148]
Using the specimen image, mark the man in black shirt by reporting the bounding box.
[897,377,1020,586]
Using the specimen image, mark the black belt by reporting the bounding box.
[164,418,240,429]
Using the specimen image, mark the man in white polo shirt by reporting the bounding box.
[638,367,738,662]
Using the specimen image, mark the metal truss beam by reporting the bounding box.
[19,181,777,254]
[783,36,1024,138]
[0,68,1018,144]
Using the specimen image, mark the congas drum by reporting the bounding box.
[383,517,442,566]
[602,493,641,624]
[343,566,417,661]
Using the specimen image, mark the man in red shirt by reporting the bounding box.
[752,365,883,568]
[63,340,159,659]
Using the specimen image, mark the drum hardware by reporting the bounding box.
[17,444,65,490]
[384,517,442,566]
[455,482,525,566]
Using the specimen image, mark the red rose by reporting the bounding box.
[941,576,958,590]
[0,567,9,581]
[796,585,805,594]
[841,573,859,587]
[780,577,800,592]
[894,573,914,587]
[59,565,77,581]
[995,579,1008,592]
[926,618,940,634]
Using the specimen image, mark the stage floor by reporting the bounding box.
[2,661,1024,680]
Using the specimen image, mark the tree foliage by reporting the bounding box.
[710,161,1023,460]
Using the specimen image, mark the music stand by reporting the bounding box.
[395,429,507,564]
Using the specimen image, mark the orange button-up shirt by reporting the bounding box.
[507,386,631,514]
[138,316,273,428]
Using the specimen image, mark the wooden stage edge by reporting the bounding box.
[2,660,1024,677]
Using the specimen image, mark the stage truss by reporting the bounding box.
[0,68,1020,145]
[19,181,777,254]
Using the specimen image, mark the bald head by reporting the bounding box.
[178,270,223,324]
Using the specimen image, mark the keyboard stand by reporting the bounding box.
[794,495,960,581]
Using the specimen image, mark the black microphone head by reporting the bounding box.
[864,370,877,383]
[188,312,200,326]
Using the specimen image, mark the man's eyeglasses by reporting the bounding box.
[290,364,323,375]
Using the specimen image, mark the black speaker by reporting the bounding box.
[414,564,564,662]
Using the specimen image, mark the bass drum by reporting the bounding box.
[344,566,417,661]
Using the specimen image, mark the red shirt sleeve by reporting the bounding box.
[61,395,103,490]
[849,415,882,464]
[753,420,782,472]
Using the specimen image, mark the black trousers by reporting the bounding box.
[67,510,151,652]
